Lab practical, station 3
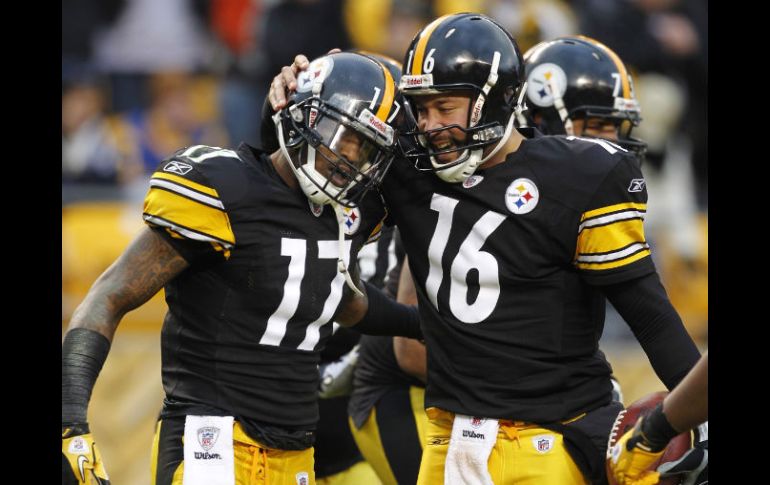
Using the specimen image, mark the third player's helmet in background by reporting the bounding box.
[399,13,524,183]
[519,36,647,158]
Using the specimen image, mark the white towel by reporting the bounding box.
[183,415,235,485]
[444,414,499,485]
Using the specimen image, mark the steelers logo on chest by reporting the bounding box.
[341,206,361,235]
[505,178,539,215]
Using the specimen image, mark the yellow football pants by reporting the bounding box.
[150,418,315,485]
[416,407,590,485]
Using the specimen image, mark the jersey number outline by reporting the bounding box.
[426,194,506,324]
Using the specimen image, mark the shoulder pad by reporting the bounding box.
[143,145,239,248]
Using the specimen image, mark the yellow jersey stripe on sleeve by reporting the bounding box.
[143,187,234,247]
[149,179,225,210]
[576,202,650,271]
[575,246,650,270]
[151,172,220,198]
[577,218,648,255]
[580,202,646,225]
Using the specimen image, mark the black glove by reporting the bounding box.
[657,422,708,485]
[62,423,111,485]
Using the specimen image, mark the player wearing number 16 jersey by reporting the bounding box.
[386,13,701,485]
[267,15,699,484]
[62,53,423,485]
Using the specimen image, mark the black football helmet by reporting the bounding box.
[357,51,403,85]
[398,13,524,183]
[274,52,400,207]
[518,36,647,158]
[356,50,408,132]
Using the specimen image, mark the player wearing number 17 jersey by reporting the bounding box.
[62,53,423,485]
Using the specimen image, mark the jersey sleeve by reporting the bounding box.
[142,146,237,261]
[576,154,655,285]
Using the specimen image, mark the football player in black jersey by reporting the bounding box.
[268,13,701,485]
[62,52,424,485]
[517,34,644,406]
[519,36,709,485]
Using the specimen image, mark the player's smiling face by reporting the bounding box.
[413,91,473,164]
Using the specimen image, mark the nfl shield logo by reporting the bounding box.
[308,199,324,217]
[532,434,554,454]
[296,471,309,485]
[470,417,486,429]
[197,426,220,452]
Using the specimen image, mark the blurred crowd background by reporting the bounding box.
[62,1,707,483]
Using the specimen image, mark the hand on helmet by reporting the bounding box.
[269,49,342,110]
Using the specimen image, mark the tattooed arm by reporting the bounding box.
[62,228,189,483]
[62,228,188,425]
[65,227,189,340]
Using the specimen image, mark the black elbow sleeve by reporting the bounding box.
[354,280,423,340]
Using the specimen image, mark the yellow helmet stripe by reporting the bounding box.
[575,35,631,98]
[411,14,452,75]
[374,61,395,121]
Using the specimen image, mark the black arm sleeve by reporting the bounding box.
[602,272,701,390]
[353,280,423,340]
[62,328,111,425]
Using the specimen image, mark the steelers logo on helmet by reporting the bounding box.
[505,178,539,214]
[526,63,567,108]
[296,57,334,93]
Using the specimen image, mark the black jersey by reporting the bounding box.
[142,143,386,437]
[381,133,653,423]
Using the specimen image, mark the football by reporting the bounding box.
[606,391,692,485]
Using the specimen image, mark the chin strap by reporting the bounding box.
[548,76,574,136]
[514,81,530,127]
[478,113,515,164]
[332,202,364,297]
